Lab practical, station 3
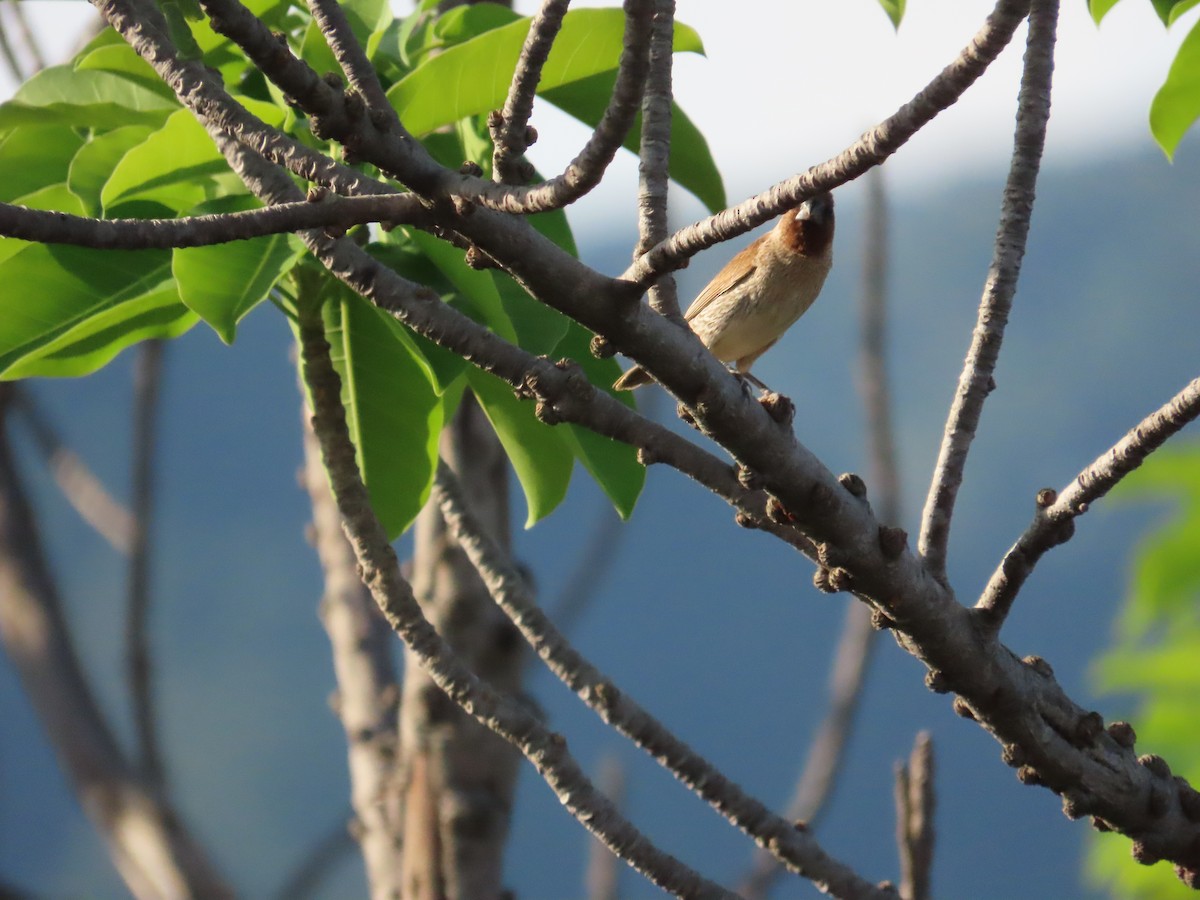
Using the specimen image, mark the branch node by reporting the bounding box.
[1022,654,1054,677]
[1035,487,1057,508]
[1016,765,1043,786]
[1000,743,1026,768]
[460,160,484,177]
[1107,720,1137,749]
[838,472,867,499]
[1132,841,1162,866]
[1072,711,1104,748]
[923,669,949,694]
[812,567,835,594]
[878,525,908,560]
[759,391,795,426]
[1061,790,1093,820]
[735,511,760,530]
[736,464,763,490]
[765,496,795,525]
[870,608,896,631]
[1091,816,1113,833]
[1139,754,1172,780]
[589,335,616,359]
[951,696,975,720]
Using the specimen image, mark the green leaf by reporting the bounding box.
[173,199,305,344]
[554,321,644,518]
[13,184,86,217]
[1088,0,1122,23]
[467,367,573,527]
[407,230,518,341]
[4,284,197,379]
[876,0,905,28]
[0,66,178,131]
[1151,15,1200,158]
[74,43,179,101]
[319,289,443,539]
[386,8,703,136]
[433,3,522,44]
[68,126,157,215]
[102,100,283,211]
[0,243,174,378]
[0,125,85,203]
[542,71,725,212]
[1170,0,1200,24]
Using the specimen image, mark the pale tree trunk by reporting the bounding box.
[399,395,524,900]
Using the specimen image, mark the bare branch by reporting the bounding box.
[491,0,570,184]
[127,340,166,791]
[301,411,401,895]
[919,0,1057,576]
[297,311,739,900]
[432,461,890,899]
[9,388,134,555]
[305,0,394,116]
[977,373,1200,627]
[0,389,231,899]
[635,0,679,320]
[622,0,1031,289]
[895,732,935,900]
[0,193,430,250]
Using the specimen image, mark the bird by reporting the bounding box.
[613,192,835,392]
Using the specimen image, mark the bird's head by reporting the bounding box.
[782,192,835,257]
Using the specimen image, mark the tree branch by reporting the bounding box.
[127,340,166,791]
[305,0,393,115]
[296,308,739,900]
[976,373,1200,627]
[491,0,570,184]
[622,0,1031,289]
[895,732,935,900]
[919,0,1057,576]
[431,461,890,899]
[635,0,679,320]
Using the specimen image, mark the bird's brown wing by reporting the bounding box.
[683,235,763,322]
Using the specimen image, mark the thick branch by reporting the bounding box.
[305,0,394,115]
[977,374,1200,626]
[622,0,1030,289]
[918,0,1057,575]
[297,310,737,900]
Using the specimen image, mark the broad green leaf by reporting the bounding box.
[433,3,521,44]
[102,100,283,211]
[1151,15,1200,158]
[300,0,389,75]
[13,184,86,217]
[0,126,85,202]
[320,290,443,538]
[0,66,177,131]
[0,243,172,378]
[173,199,305,343]
[554,321,644,518]
[876,0,904,28]
[467,367,573,526]
[542,71,725,212]
[1170,0,1200,24]
[75,43,178,101]
[68,126,157,215]
[4,284,197,379]
[386,8,703,136]
[408,230,518,342]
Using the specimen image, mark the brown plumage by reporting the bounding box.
[614,192,835,391]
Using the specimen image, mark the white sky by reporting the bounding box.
[11,1,1193,226]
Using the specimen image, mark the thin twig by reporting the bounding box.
[432,461,890,899]
[491,0,570,184]
[894,732,935,900]
[918,0,1057,577]
[297,310,739,900]
[623,0,1031,289]
[739,167,895,900]
[977,373,1200,626]
[635,0,679,320]
[8,387,134,555]
[127,339,166,790]
[2,0,45,72]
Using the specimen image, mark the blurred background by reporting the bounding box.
[1,1,1198,897]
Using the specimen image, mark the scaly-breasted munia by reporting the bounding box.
[614,192,835,391]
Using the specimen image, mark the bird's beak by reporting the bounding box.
[796,192,834,223]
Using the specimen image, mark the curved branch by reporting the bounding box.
[492,0,571,183]
[297,309,738,900]
[918,0,1056,576]
[432,461,889,899]
[0,193,429,250]
[621,0,1031,289]
[977,373,1200,626]
[305,0,394,115]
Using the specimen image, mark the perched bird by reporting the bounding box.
[614,192,835,392]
